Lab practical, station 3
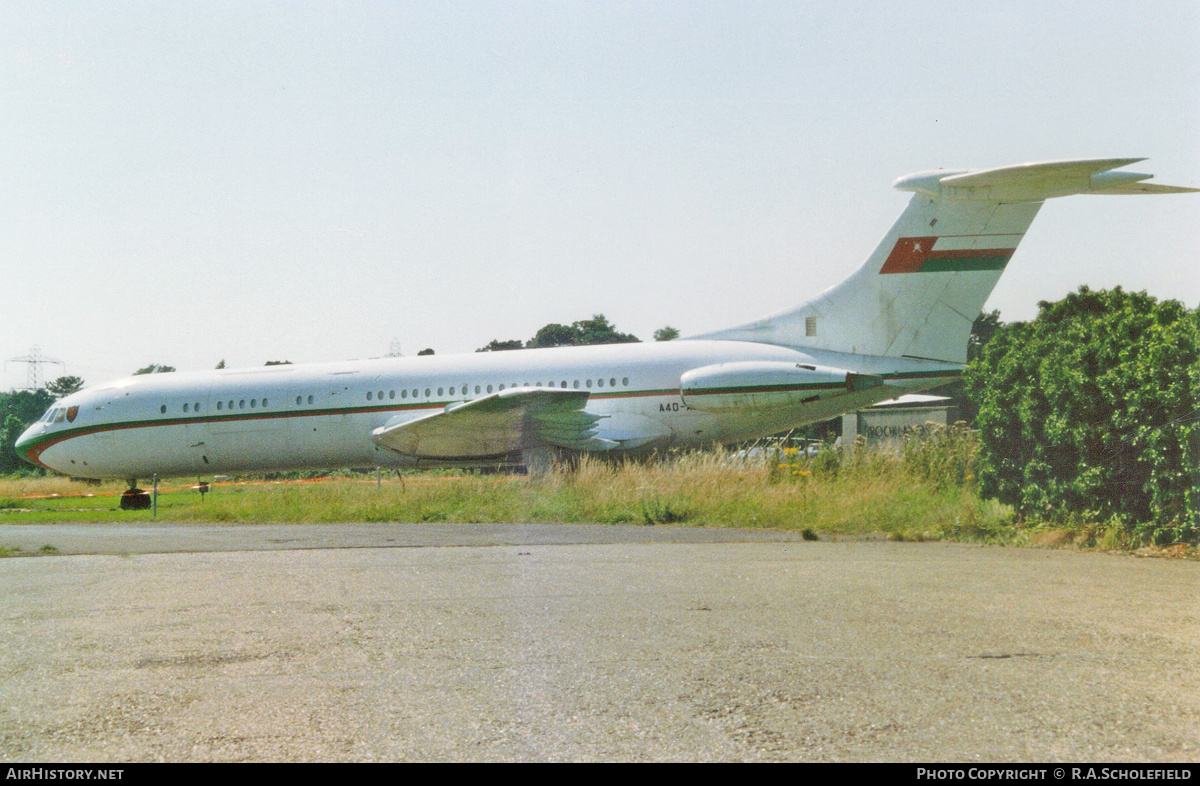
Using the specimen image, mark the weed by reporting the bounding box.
[639,496,691,525]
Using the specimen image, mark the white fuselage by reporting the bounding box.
[17,339,958,480]
[31,156,1167,480]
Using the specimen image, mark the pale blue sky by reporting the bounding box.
[3,1,1198,388]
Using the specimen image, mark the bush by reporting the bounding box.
[965,287,1198,537]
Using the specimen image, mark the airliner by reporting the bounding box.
[16,158,1196,496]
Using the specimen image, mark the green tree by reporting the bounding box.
[654,326,680,342]
[0,389,54,475]
[572,314,639,345]
[215,359,226,369]
[1,389,55,426]
[0,413,27,474]
[417,348,435,356]
[965,286,1198,540]
[527,323,579,349]
[967,310,1001,362]
[526,314,640,348]
[45,376,85,398]
[264,360,293,366]
[945,310,1006,424]
[133,363,175,375]
[477,339,525,352]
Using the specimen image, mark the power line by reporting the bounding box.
[5,345,65,391]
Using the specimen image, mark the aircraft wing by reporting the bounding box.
[370,387,616,459]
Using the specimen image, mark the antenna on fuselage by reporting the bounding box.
[5,345,65,391]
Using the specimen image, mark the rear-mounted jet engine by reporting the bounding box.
[680,361,884,412]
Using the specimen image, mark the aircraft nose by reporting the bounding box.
[15,423,39,449]
[14,423,50,470]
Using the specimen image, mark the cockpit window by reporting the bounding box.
[52,408,66,424]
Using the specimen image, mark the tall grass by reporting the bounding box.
[2,427,1013,541]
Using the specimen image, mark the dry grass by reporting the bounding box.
[0,476,125,500]
[5,427,1185,553]
[1,428,1012,541]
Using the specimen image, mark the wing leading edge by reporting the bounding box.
[370,387,616,459]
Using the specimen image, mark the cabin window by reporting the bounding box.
[401,390,408,399]
[449,387,455,395]
[597,378,604,388]
[378,390,384,400]
[161,405,167,414]
[475,385,481,394]
[251,399,257,408]
[307,395,314,404]
[610,378,616,387]
[438,387,444,396]
[486,384,493,393]
[367,392,373,401]
[218,401,224,411]
[622,377,629,386]
[561,381,567,388]
[424,388,431,398]
[239,400,245,409]
[183,403,189,413]
[261,399,267,408]
[460,383,467,393]
[498,384,505,391]
[585,379,592,388]
[389,390,395,399]
[295,396,301,405]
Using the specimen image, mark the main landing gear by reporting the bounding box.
[119,479,152,510]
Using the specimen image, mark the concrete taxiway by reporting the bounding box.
[1,522,1197,761]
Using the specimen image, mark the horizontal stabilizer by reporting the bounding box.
[895,158,1197,202]
[1089,181,1200,195]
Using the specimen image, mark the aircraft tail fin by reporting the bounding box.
[691,159,1197,364]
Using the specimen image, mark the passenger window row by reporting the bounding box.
[364,377,631,402]
[160,398,270,415]
[153,376,636,416]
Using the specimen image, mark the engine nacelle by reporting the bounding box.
[680,361,883,412]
